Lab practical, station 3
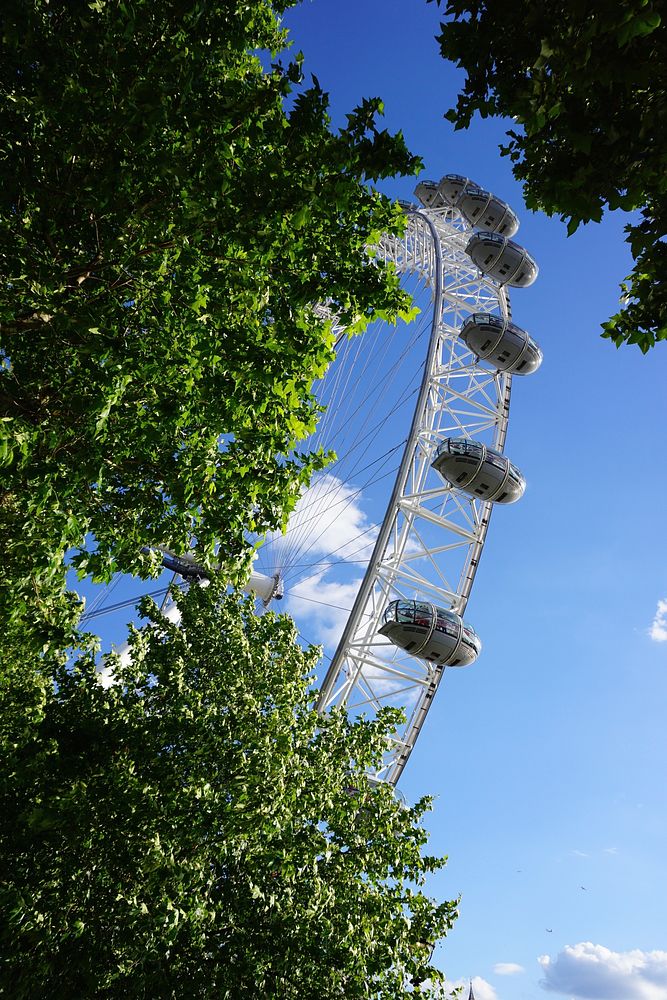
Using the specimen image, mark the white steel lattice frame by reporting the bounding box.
[316,203,514,785]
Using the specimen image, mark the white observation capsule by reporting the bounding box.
[432,437,526,504]
[436,173,471,205]
[459,312,543,375]
[466,231,538,287]
[414,179,440,208]
[456,183,520,237]
[379,599,481,667]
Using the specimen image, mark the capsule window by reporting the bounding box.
[453,442,481,459]
[497,491,508,501]
[456,473,468,483]
[517,360,527,371]
[484,253,495,265]
[481,339,492,351]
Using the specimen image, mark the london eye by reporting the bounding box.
[87,173,541,787]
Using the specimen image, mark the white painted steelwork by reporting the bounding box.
[459,313,542,375]
[315,200,528,785]
[111,187,537,789]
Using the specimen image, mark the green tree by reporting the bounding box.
[0,0,420,655]
[0,582,457,998]
[432,0,667,351]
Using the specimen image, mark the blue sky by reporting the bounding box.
[277,2,667,999]
[77,3,667,997]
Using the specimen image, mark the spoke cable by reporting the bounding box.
[81,586,172,622]
[275,302,431,573]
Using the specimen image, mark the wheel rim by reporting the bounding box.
[263,199,522,784]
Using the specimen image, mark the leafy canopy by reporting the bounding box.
[0,583,457,998]
[0,0,421,655]
[432,0,667,351]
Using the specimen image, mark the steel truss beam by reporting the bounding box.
[316,205,513,785]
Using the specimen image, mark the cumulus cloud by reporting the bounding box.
[539,942,667,999]
[649,599,667,642]
[287,569,420,708]
[272,473,378,566]
[287,571,365,651]
[493,962,524,976]
[267,474,422,714]
[97,661,116,688]
[98,634,137,687]
[263,474,379,649]
[443,978,498,1000]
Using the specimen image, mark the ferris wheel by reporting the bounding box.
[88,173,541,787]
[253,173,541,785]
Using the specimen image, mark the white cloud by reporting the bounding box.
[97,640,133,687]
[494,963,524,976]
[287,570,420,708]
[272,475,424,715]
[539,942,667,999]
[443,977,498,1000]
[649,598,667,642]
[271,473,378,567]
[97,660,116,688]
[96,602,181,687]
[275,473,379,654]
[570,847,620,860]
[468,979,499,1000]
[287,570,364,651]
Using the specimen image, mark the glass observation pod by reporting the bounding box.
[456,184,520,238]
[379,599,481,667]
[466,231,538,288]
[414,179,441,208]
[432,437,526,504]
[459,312,543,375]
[436,173,471,205]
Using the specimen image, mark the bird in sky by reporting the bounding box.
[546,928,553,933]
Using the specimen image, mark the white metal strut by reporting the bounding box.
[316,203,514,785]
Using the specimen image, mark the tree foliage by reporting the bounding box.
[432,0,667,351]
[0,583,457,998]
[0,0,421,655]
